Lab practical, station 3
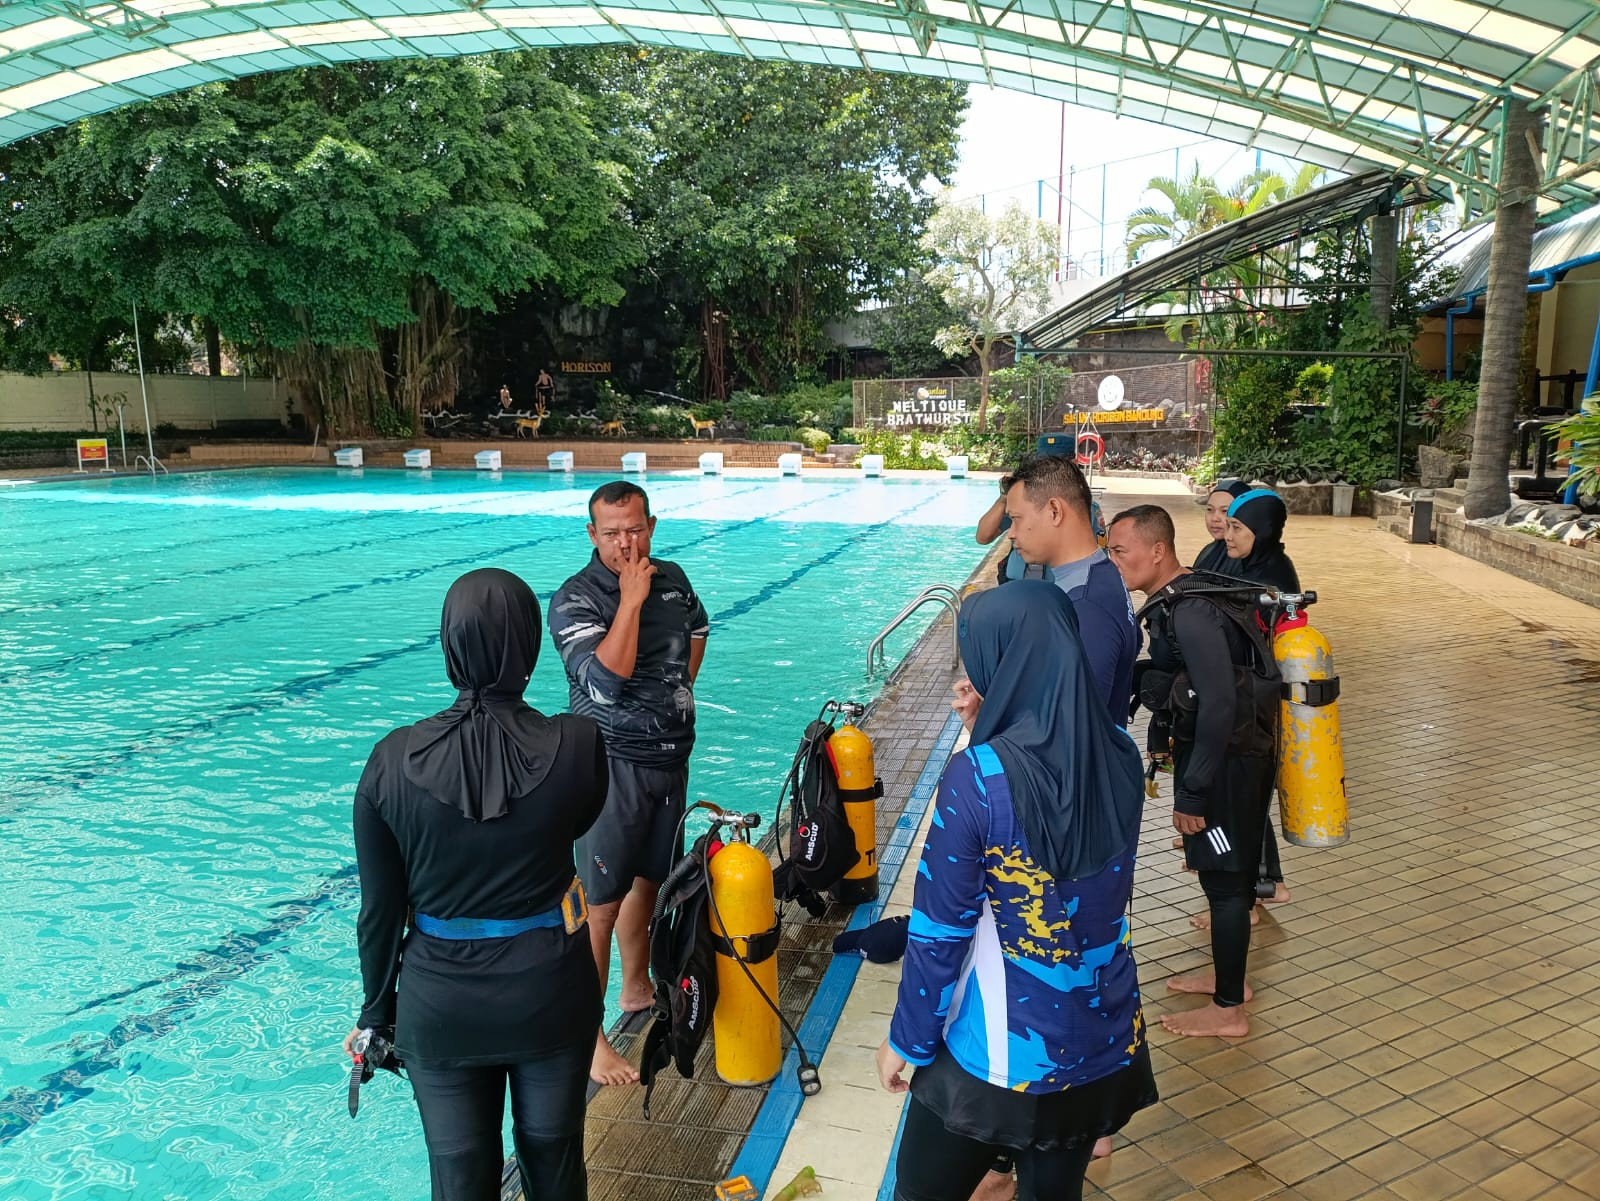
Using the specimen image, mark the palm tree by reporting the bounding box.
[1128,163,1326,343]
[1464,103,1542,519]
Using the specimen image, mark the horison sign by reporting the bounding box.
[886,386,968,428]
[560,361,611,374]
[1066,409,1166,425]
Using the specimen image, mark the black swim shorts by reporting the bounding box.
[576,758,690,906]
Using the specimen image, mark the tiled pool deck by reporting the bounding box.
[554,478,1600,1201]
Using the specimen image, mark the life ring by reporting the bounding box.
[1075,431,1105,465]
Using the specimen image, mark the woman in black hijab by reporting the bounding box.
[876,583,1155,1201]
[1224,489,1301,592]
[1193,481,1249,574]
[348,568,609,1201]
[1224,490,1299,905]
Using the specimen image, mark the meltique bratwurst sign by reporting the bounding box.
[885,385,968,428]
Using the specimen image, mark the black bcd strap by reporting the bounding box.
[710,919,782,965]
[1283,677,1340,707]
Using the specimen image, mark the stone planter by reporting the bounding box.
[1331,483,1355,517]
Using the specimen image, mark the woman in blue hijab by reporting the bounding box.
[1224,489,1301,592]
[875,582,1156,1201]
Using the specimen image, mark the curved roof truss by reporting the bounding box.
[0,0,1597,219]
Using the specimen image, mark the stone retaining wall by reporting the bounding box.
[1436,510,1600,609]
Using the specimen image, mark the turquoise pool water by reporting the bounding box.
[0,466,991,1201]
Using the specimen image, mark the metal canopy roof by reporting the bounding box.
[1451,201,1600,299]
[0,0,1597,218]
[1021,166,1436,350]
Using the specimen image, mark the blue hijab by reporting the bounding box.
[960,581,1145,881]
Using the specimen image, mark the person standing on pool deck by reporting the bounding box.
[549,480,709,1086]
[350,568,608,1201]
[1107,505,1275,1038]
[1193,481,1249,575]
[877,583,1156,1201]
[986,453,1139,727]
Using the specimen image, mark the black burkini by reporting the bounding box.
[354,569,610,1201]
[1135,571,1278,1010]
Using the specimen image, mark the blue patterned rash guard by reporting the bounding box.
[888,743,1146,1094]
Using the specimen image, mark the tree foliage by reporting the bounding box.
[568,50,965,399]
[0,50,965,426]
[0,55,640,434]
[921,196,1057,428]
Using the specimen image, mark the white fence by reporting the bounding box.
[0,371,293,431]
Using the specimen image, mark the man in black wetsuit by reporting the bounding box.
[549,481,709,1085]
[1108,504,1276,1040]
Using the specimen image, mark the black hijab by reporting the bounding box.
[961,581,1145,881]
[1227,489,1301,592]
[1194,480,1250,575]
[403,569,562,822]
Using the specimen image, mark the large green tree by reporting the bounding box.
[567,51,966,399]
[0,55,639,435]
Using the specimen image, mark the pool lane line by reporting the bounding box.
[0,523,583,686]
[8,508,382,579]
[0,864,358,1150]
[4,486,965,1100]
[2,476,772,583]
[708,491,946,625]
[0,485,857,812]
[11,508,530,614]
[725,709,963,1196]
[2,479,845,687]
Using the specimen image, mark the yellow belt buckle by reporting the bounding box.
[560,877,589,935]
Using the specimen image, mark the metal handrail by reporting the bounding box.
[866,584,963,679]
[135,454,168,475]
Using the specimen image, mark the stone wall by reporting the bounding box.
[1435,511,1600,609]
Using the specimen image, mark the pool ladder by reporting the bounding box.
[866,583,962,679]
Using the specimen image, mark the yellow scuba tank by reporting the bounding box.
[1274,604,1349,847]
[709,838,782,1086]
[827,705,881,905]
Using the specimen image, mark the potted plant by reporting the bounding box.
[1411,379,1477,488]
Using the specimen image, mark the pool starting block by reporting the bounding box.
[621,452,647,473]
[474,450,502,471]
[699,452,724,474]
[547,451,574,472]
[403,448,431,469]
[334,447,364,468]
[860,454,885,477]
[946,455,969,478]
[778,452,802,475]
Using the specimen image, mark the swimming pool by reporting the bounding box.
[0,466,992,1201]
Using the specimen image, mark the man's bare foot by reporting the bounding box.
[1166,973,1253,1002]
[590,1034,639,1086]
[1171,837,1184,849]
[1092,1136,1113,1159]
[1161,1003,1249,1038]
[1189,907,1260,930]
[619,980,655,1013]
[1266,882,1291,904]
[968,1168,1014,1201]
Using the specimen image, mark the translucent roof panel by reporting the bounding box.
[0,0,1597,217]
